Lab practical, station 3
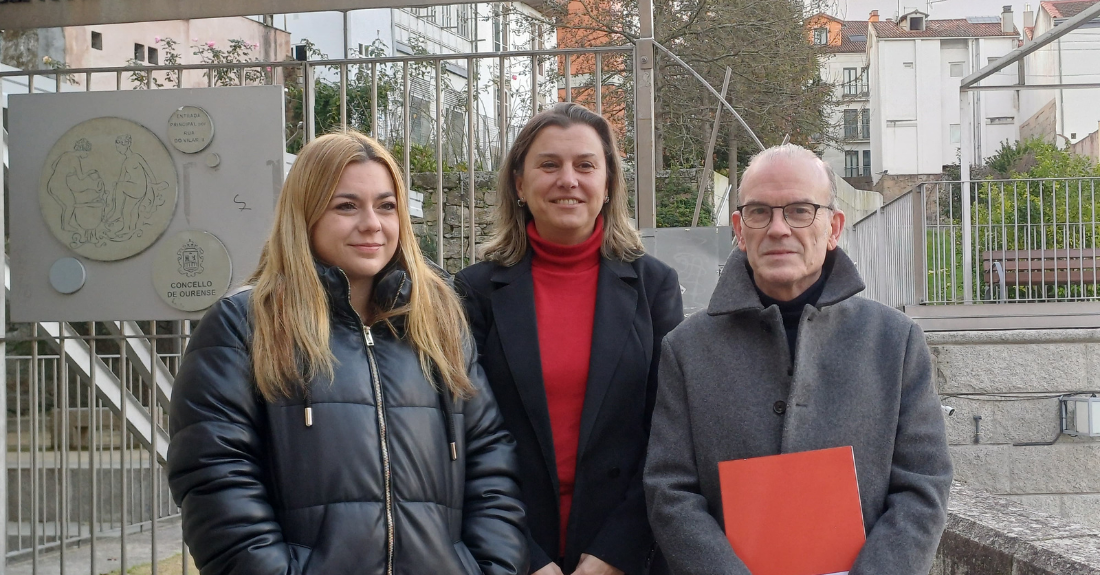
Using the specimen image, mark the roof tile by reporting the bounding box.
[825,20,868,53]
[1042,0,1100,19]
[872,18,1018,38]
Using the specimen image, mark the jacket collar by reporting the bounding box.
[314,259,415,326]
[707,247,865,316]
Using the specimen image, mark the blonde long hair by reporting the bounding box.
[481,103,644,266]
[247,130,474,401]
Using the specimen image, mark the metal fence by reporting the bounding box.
[843,189,922,310]
[4,323,188,574]
[923,178,1100,304]
[846,178,1100,309]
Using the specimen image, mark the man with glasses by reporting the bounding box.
[644,144,952,575]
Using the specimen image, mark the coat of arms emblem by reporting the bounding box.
[177,239,204,277]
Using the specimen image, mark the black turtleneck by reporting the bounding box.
[752,250,837,362]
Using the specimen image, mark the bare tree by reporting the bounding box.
[549,0,839,171]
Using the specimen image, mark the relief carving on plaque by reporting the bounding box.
[39,117,178,261]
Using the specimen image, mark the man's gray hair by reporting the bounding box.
[737,144,838,207]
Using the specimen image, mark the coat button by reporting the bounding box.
[773,400,787,415]
[608,467,621,478]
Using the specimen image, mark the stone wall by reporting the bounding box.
[929,329,1100,532]
[1071,125,1100,165]
[873,173,945,203]
[409,168,707,273]
[934,482,1100,575]
[1021,98,1058,145]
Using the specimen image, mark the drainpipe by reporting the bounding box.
[1057,37,1066,140]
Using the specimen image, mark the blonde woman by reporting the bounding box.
[456,103,683,575]
[168,131,528,575]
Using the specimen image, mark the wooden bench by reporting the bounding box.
[982,249,1100,301]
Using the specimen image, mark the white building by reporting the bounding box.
[867,8,1020,198]
[1019,0,1100,150]
[814,14,873,190]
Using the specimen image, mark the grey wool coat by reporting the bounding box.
[643,248,952,575]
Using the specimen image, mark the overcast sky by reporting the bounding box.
[831,0,1033,25]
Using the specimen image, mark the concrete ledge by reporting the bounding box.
[926,327,1100,345]
[908,303,1100,332]
[933,483,1100,575]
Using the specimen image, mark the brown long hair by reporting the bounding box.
[247,130,474,401]
[481,102,644,265]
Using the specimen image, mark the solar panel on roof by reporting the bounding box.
[966,16,1001,24]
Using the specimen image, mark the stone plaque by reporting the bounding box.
[38,117,178,261]
[167,106,214,154]
[152,230,232,312]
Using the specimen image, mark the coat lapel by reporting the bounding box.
[576,259,638,460]
[490,257,559,486]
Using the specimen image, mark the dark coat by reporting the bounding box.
[456,252,683,575]
[168,261,529,575]
[644,248,953,575]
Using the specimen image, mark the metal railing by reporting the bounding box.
[843,188,922,309]
[846,178,1100,308]
[923,178,1100,304]
[5,325,187,573]
[0,44,640,273]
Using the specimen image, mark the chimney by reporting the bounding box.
[869,10,880,22]
[1024,4,1034,29]
[1002,5,1014,34]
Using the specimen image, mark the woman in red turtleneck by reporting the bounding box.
[456,103,684,575]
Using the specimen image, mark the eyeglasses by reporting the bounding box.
[736,202,833,229]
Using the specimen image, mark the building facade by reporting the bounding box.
[812,13,873,190]
[867,8,1020,199]
[1,18,290,91]
[1019,0,1100,151]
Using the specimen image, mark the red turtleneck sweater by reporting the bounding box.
[528,217,603,555]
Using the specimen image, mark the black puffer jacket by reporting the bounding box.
[167,261,529,575]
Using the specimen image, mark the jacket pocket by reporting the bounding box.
[288,543,313,573]
[453,541,482,575]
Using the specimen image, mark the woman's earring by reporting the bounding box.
[603,195,610,204]
[517,198,527,207]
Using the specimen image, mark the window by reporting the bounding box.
[845,151,860,178]
[148,47,159,65]
[909,16,925,31]
[843,109,859,139]
[843,67,868,96]
[91,31,103,50]
[987,116,1015,125]
[950,124,961,144]
[813,27,828,45]
[456,4,472,39]
[950,62,964,77]
[134,43,145,62]
[860,109,871,139]
[492,5,504,52]
[862,150,871,177]
[438,5,453,29]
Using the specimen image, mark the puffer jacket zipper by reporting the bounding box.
[363,325,395,575]
[337,268,395,575]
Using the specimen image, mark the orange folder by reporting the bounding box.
[718,446,866,575]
